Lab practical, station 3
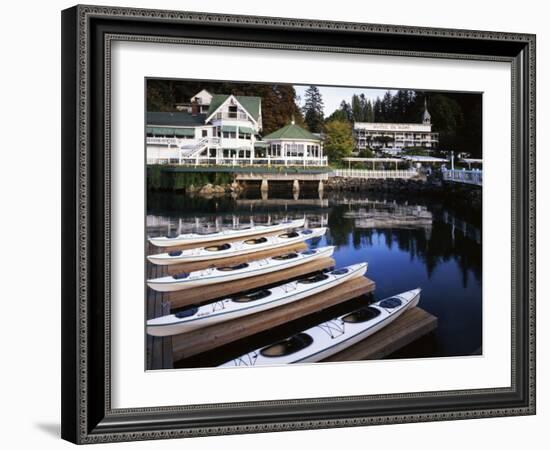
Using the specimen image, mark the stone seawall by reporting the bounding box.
[325,177,482,211]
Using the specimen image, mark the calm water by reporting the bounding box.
[147,189,482,367]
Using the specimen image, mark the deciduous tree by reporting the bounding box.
[324,120,354,163]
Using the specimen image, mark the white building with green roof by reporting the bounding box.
[147,91,326,166]
[261,120,325,166]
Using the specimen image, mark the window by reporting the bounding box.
[202,130,208,137]
[228,105,238,118]
[285,143,304,157]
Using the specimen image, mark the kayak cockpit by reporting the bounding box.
[330,268,350,275]
[342,306,381,323]
[301,249,317,255]
[272,253,299,260]
[216,263,249,271]
[260,333,313,357]
[279,231,299,239]
[297,273,329,284]
[204,243,231,252]
[243,237,268,245]
[172,272,190,280]
[231,289,271,303]
[379,298,403,309]
[174,305,199,319]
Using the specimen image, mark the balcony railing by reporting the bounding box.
[147,137,187,145]
[213,112,250,121]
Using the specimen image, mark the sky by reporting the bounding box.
[293,85,397,117]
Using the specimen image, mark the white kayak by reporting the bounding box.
[219,288,421,367]
[147,227,327,266]
[147,246,335,292]
[147,263,368,337]
[149,219,306,248]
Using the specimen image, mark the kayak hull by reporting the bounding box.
[147,263,368,336]
[149,219,306,247]
[147,227,326,266]
[298,290,420,363]
[147,246,335,292]
[219,288,421,367]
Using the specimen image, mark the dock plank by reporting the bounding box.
[165,243,308,274]
[172,276,375,362]
[165,257,335,309]
[323,307,437,362]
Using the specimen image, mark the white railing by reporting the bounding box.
[331,169,418,179]
[147,137,187,146]
[213,112,250,121]
[443,169,482,186]
[179,156,328,167]
[180,137,221,158]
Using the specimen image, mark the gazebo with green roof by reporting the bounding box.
[262,120,326,166]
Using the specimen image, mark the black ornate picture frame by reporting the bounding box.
[61,5,536,444]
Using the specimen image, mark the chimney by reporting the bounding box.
[191,99,199,116]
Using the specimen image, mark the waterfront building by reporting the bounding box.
[353,100,439,155]
[262,119,325,166]
[147,91,327,166]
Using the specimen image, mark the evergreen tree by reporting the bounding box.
[147,79,178,112]
[381,91,393,122]
[302,85,325,133]
[359,94,367,119]
[365,100,374,122]
[351,94,363,122]
[258,84,305,134]
[326,100,353,123]
[373,98,383,122]
[340,100,353,122]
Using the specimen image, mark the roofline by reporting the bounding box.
[205,94,259,126]
[193,88,212,97]
[263,137,321,142]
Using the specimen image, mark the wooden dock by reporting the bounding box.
[172,276,375,361]
[323,307,437,362]
[146,235,438,370]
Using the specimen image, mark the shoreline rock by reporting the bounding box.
[323,176,481,211]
